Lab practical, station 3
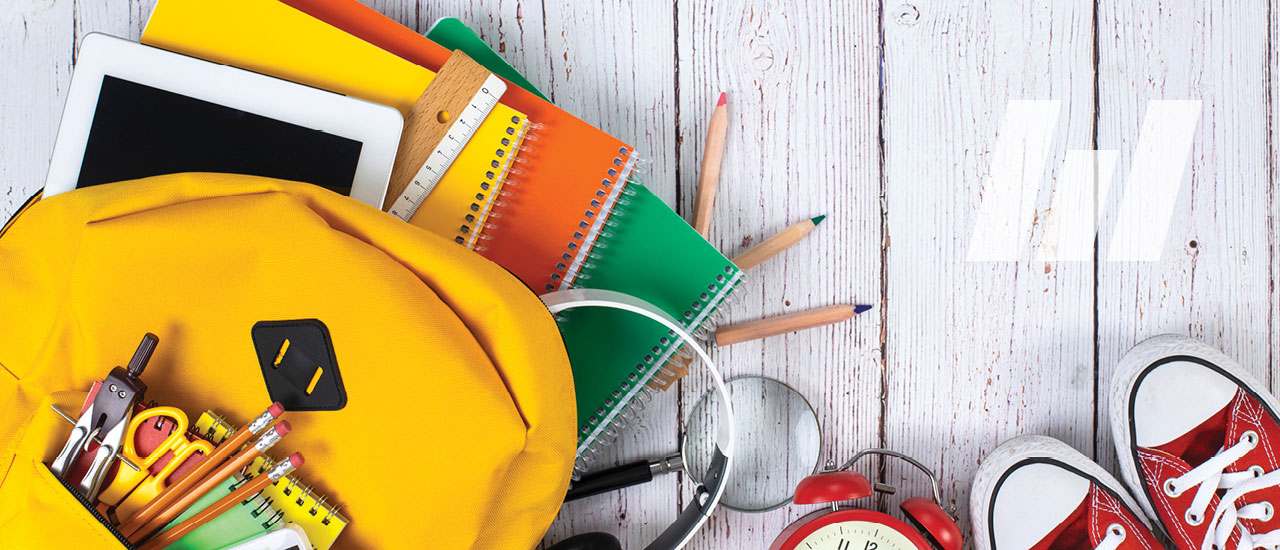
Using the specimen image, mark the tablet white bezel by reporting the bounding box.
[44,33,403,209]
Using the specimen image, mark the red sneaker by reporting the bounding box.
[972,436,1162,550]
[1111,335,1280,550]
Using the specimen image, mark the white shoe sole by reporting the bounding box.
[1108,334,1280,522]
[971,435,1153,550]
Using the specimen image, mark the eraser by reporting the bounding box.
[274,420,292,436]
[268,402,285,417]
[716,92,727,106]
[288,452,304,468]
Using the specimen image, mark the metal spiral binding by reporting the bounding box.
[568,173,642,284]
[542,148,642,292]
[695,284,746,340]
[295,485,314,507]
[461,118,541,252]
[309,495,329,517]
[240,454,346,526]
[322,504,342,526]
[651,343,697,384]
[569,207,743,477]
[198,413,232,442]
[264,509,285,529]
[250,495,275,517]
[572,384,656,479]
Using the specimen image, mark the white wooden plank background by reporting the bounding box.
[1,1,1275,548]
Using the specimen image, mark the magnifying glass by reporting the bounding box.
[564,375,822,512]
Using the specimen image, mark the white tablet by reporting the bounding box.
[44,33,403,209]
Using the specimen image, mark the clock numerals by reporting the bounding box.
[791,519,914,550]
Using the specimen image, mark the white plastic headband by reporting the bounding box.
[542,288,735,550]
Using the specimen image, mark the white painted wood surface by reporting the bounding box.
[1,1,1275,548]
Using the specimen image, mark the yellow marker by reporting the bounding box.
[273,339,291,367]
[305,367,324,395]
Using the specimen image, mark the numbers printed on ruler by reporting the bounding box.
[388,74,508,222]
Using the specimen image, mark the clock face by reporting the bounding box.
[796,520,920,550]
[771,509,930,550]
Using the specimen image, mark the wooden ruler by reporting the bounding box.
[383,50,507,218]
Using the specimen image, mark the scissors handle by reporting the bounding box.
[98,406,190,507]
[115,438,214,522]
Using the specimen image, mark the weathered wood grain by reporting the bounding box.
[2,1,1277,549]
[673,0,882,548]
[74,0,155,42]
[1,0,73,214]
[410,0,553,97]
[1094,0,1272,472]
[1272,0,1279,400]
[881,0,1097,537]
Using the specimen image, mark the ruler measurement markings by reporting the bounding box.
[388,71,507,222]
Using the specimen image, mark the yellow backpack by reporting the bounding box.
[0,173,577,549]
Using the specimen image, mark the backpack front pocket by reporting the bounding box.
[0,391,134,549]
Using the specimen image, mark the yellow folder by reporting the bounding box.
[141,0,525,244]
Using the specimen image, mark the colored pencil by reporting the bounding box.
[715,304,871,346]
[692,92,728,237]
[127,421,291,543]
[732,215,826,270]
[120,403,284,536]
[137,453,303,550]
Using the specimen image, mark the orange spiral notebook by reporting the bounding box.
[142,0,637,294]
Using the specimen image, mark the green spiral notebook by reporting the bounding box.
[423,20,743,466]
[557,186,741,463]
[161,475,277,550]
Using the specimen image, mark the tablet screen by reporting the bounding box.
[77,76,364,194]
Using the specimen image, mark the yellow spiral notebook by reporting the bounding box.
[141,0,527,248]
[196,411,347,550]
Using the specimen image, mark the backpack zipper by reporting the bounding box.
[0,189,42,239]
[45,464,139,549]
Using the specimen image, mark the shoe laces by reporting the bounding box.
[1096,524,1127,550]
[1165,431,1280,550]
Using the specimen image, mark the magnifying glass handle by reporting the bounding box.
[564,460,658,502]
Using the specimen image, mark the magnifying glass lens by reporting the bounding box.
[684,376,822,512]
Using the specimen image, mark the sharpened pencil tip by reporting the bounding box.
[717,92,727,106]
[811,215,826,225]
[853,304,873,314]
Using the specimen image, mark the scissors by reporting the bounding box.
[97,406,214,521]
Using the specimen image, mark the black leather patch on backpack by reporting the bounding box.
[252,319,347,411]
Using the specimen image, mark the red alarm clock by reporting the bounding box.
[770,449,963,550]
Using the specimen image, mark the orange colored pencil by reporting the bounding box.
[127,421,291,543]
[692,92,728,237]
[137,453,303,550]
[120,403,283,536]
